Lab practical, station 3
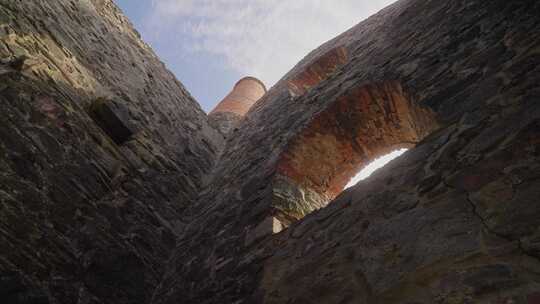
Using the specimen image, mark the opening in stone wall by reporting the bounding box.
[89,98,137,145]
[344,148,408,189]
[271,81,439,226]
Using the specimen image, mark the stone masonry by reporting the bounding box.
[1,0,540,304]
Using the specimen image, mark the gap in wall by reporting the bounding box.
[345,148,408,189]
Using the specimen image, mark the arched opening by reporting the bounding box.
[272,81,439,225]
[344,148,408,189]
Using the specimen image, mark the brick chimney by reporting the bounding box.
[209,76,266,134]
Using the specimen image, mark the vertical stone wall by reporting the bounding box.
[1,0,539,303]
[155,0,540,303]
[0,1,222,303]
[260,99,540,304]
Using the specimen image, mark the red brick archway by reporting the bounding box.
[272,81,439,223]
[288,46,348,96]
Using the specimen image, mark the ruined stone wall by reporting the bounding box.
[155,0,540,303]
[0,1,222,303]
[1,0,540,303]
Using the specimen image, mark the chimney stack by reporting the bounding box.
[209,76,266,134]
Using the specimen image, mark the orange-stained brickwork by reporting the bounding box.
[288,46,348,96]
[210,77,266,116]
[276,81,439,199]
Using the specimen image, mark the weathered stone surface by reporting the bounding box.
[208,111,244,136]
[154,0,540,303]
[259,108,540,304]
[2,0,540,304]
[0,272,48,304]
[245,216,284,247]
[0,1,222,303]
[90,98,138,144]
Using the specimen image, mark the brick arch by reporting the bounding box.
[272,81,439,223]
[288,46,348,96]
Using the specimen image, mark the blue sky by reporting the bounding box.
[114,0,397,112]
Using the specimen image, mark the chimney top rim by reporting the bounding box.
[235,76,267,93]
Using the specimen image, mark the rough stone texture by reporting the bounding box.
[89,98,138,144]
[209,76,267,135]
[208,111,243,137]
[154,0,540,303]
[0,1,222,303]
[1,0,540,304]
[260,112,540,304]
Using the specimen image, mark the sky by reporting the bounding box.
[345,149,408,189]
[114,0,397,112]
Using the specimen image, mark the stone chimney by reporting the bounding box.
[209,76,266,134]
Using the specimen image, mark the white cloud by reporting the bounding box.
[145,0,397,87]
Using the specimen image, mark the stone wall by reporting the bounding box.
[155,0,540,303]
[0,1,222,303]
[1,0,539,303]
